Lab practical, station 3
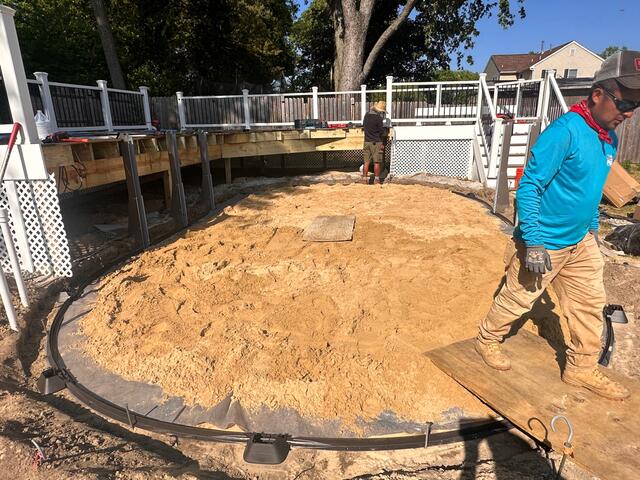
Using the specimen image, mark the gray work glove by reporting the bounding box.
[590,230,600,247]
[525,245,552,274]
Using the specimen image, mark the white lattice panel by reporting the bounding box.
[390,140,473,178]
[0,174,72,277]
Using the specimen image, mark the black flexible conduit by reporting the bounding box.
[43,184,518,461]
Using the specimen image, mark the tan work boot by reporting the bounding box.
[475,338,511,371]
[562,366,630,400]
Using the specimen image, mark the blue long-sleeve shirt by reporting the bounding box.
[514,112,617,250]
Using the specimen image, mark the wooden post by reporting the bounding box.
[224,158,232,184]
[97,80,114,131]
[322,151,327,170]
[197,131,215,212]
[119,135,149,248]
[165,131,188,228]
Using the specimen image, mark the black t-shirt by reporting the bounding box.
[363,111,385,142]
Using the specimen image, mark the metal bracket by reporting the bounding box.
[165,131,189,228]
[37,367,67,395]
[197,131,215,212]
[243,433,291,464]
[119,135,150,249]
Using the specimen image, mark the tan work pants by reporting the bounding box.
[478,233,605,369]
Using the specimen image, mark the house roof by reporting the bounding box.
[489,42,570,73]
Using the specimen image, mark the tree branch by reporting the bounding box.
[359,0,418,84]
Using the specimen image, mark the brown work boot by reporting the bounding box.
[475,338,511,371]
[562,366,630,400]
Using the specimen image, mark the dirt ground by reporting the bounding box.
[0,173,638,479]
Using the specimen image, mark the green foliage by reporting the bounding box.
[432,70,479,81]
[8,0,297,95]
[7,0,107,85]
[600,45,627,59]
[291,0,525,90]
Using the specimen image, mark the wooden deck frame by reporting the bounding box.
[43,128,368,194]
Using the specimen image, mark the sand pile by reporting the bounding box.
[81,183,511,427]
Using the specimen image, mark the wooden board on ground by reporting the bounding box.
[603,161,640,208]
[427,331,640,480]
[303,215,355,242]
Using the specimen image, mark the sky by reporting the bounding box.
[293,0,640,73]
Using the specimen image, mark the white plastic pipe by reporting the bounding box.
[0,208,28,307]
[0,261,18,331]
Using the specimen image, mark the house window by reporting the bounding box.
[570,48,576,56]
[564,69,578,78]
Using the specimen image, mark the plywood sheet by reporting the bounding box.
[427,331,640,480]
[303,215,355,242]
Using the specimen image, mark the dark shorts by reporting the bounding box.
[363,141,384,164]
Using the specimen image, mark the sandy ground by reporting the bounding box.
[80,183,509,431]
[0,173,638,479]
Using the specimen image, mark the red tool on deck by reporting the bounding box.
[0,122,21,180]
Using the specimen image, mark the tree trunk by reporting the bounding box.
[332,0,417,91]
[332,0,372,91]
[90,0,126,89]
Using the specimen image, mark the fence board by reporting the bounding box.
[151,96,179,130]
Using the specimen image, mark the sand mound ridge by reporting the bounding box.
[81,183,510,428]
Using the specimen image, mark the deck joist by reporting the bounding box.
[42,128,368,193]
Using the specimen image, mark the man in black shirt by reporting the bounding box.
[362,101,387,184]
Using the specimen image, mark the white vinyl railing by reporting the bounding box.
[27,72,152,133]
[491,78,544,121]
[177,78,487,130]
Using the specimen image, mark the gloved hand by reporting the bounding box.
[525,245,552,274]
[590,230,600,247]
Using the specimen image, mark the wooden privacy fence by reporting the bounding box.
[616,112,640,163]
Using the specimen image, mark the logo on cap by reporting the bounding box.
[635,58,640,71]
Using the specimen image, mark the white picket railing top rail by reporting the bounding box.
[182,94,242,100]
[393,80,480,86]
[47,80,101,91]
[247,92,313,98]
[316,90,361,95]
[107,87,144,95]
[494,79,543,88]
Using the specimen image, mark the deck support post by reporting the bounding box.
[166,131,188,228]
[119,135,149,248]
[197,131,215,212]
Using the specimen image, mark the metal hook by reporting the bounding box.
[550,414,574,445]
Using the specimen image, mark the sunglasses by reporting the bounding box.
[600,86,640,113]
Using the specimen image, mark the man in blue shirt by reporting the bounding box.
[476,51,640,400]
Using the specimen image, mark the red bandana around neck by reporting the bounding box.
[569,100,612,144]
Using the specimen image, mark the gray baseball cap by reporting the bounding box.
[594,50,640,89]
